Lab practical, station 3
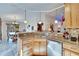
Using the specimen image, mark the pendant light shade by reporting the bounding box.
[24,8,27,24]
[55,9,58,24]
[38,11,42,24]
[55,20,58,24]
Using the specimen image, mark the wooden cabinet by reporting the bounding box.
[22,38,33,56]
[71,4,79,28]
[63,42,79,56]
[64,3,72,28]
[63,49,79,56]
[18,33,34,56]
[0,18,2,40]
[18,32,47,56]
[33,39,47,56]
[76,4,79,28]
[64,3,79,28]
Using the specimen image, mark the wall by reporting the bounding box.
[45,7,64,32]
[1,7,64,34]
[0,18,2,40]
[19,8,64,32]
[19,12,47,32]
[2,21,7,41]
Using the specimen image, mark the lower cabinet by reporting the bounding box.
[63,49,79,56]
[63,49,71,56]
[33,39,47,56]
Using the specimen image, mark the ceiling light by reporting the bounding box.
[12,22,18,24]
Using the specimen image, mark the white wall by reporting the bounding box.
[45,7,64,32]
[19,12,47,32]
[1,7,64,34]
[2,21,7,41]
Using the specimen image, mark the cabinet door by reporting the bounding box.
[33,41,40,55]
[64,3,79,28]
[39,40,47,56]
[63,49,71,56]
[64,4,72,28]
[0,18,2,40]
[33,39,47,56]
[76,4,79,28]
[71,4,77,28]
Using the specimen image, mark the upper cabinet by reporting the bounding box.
[0,18,2,40]
[71,4,77,28]
[76,4,79,28]
[64,3,71,28]
[64,3,79,28]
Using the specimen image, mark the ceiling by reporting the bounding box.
[0,3,64,22]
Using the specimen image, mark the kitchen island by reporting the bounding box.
[17,32,79,56]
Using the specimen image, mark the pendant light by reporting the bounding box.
[38,11,42,24]
[55,9,58,24]
[24,8,27,24]
[55,20,58,24]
